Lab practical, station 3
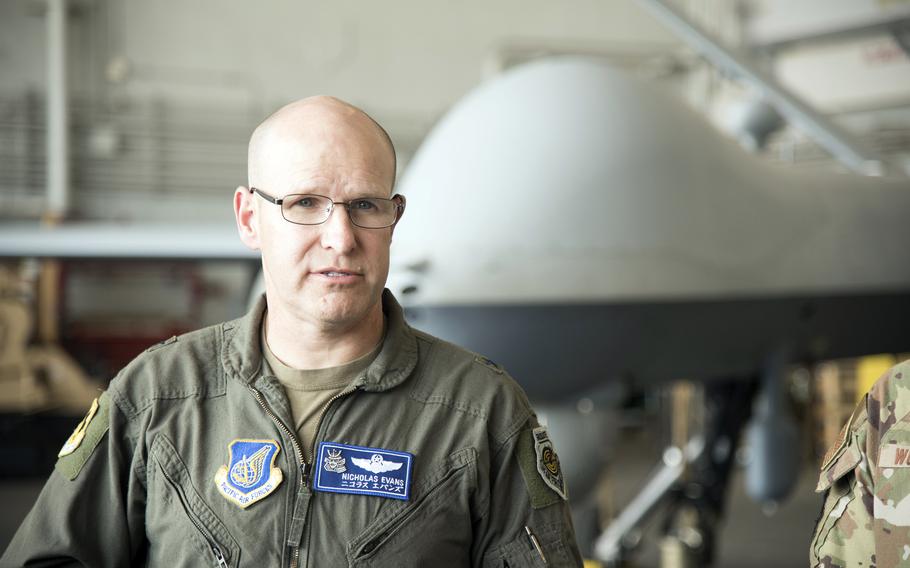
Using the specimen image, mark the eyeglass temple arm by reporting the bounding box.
[249,187,280,204]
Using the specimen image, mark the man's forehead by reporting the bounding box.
[282,167,391,195]
[254,136,390,184]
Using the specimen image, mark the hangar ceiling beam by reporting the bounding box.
[636,0,886,177]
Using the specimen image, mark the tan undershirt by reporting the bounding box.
[260,314,382,463]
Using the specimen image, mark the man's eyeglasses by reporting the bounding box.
[250,188,405,229]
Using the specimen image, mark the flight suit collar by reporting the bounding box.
[222,288,418,393]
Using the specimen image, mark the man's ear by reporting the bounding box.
[234,186,261,250]
[390,194,406,239]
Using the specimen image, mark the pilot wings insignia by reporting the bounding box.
[351,454,404,474]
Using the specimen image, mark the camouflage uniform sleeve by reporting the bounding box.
[811,360,910,568]
[809,406,875,568]
[865,361,910,567]
[0,391,146,567]
[472,415,584,567]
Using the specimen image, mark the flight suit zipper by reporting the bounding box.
[248,386,306,472]
[159,466,229,568]
[248,386,307,568]
[295,387,358,568]
[307,387,356,468]
[248,383,358,568]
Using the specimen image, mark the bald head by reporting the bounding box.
[248,96,396,195]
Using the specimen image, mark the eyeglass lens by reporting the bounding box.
[281,194,399,228]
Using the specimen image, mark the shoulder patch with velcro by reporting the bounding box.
[820,394,867,473]
[516,427,563,509]
[55,393,111,481]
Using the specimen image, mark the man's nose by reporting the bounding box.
[319,205,357,253]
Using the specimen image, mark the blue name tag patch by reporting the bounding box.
[314,442,413,501]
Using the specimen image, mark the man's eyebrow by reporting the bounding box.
[283,185,390,199]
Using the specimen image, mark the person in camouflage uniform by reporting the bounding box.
[811,358,910,567]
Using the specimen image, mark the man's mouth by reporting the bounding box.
[315,267,361,279]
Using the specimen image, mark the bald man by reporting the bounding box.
[2,97,583,567]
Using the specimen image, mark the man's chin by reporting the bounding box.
[314,296,375,326]
[313,309,368,331]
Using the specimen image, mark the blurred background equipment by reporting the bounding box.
[0,264,99,477]
[386,52,909,568]
[2,0,910,565]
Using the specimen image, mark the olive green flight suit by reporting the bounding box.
[2,290,582,567]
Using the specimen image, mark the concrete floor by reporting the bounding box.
[712,468,818,568]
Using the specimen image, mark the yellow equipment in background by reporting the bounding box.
[856,354,898,403]
[0,266,99,415]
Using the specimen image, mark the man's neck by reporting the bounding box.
[264,302,384,370]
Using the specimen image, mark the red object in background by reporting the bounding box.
[57,261,205,384]
[63,327,191,385]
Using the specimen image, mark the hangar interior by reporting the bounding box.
[1,0,910,566]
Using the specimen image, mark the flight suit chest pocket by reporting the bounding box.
[148,434,241,568]
[347,447,477,568]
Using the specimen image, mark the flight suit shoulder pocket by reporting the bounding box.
[348,447,477,567]
[149,435,241,567]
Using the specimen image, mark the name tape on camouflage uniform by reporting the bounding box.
[880,444,910,468]
[533,426,567,501]
[214,439,283,508]
[314,442,413,501]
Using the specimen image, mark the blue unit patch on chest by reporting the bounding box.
[214,439,284,509]
[314,442,413,501]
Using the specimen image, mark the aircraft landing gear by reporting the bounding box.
[594,378,760,567]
